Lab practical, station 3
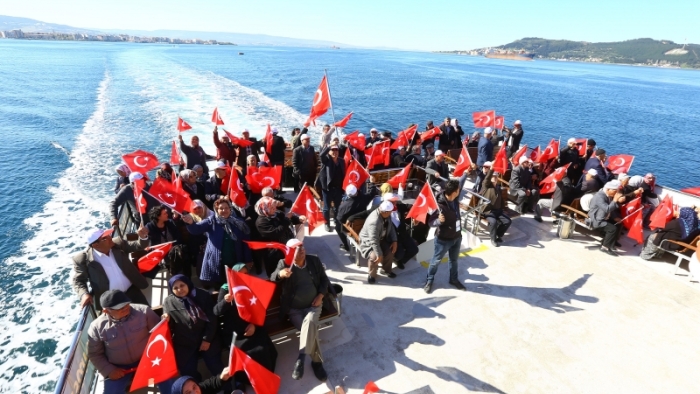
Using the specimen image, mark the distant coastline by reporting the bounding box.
[0,29,236,45]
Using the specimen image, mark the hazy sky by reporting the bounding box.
[4,0,699,51]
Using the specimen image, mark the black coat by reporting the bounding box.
[204,176,226,207]
[180,141,212,173]
[146,220,183,246]
[292,145,318,178]
[318,146,345,191]
[509,127,524,154]
[427,192,461,241]
[509,165,534,191]
[269,135,287,165]
[426,159,449,186]
[163,289,219,364]
[182,181,206,202]
[270,255,329,320]
[476,138,493,166]
[337,194,374,225]
[552,177,577,212]
[583,157,613,189]
[235,138,262,168]
[255,213,299,244]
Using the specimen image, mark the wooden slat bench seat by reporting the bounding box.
[659,236,700,277]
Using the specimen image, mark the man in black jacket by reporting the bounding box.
[509,156,542,220]
[508,120,524,157]
[424,180,466,293]
[558,138,583,183]
[179,134,213,173]
[204,161,228,208]
[319,144,345,232]
[292,134,318,192]
[438,117,455,152]
[426,150,449,187]
[234,129,262,172]
[335,184,372,251]
[392,146,409,168]
[406,145,426,168]
[270,241,330,382]
[268,128,287,166]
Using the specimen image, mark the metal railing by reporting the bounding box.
[54,306,99,394]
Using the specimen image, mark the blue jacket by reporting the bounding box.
[186,217,252,283]
[476,137,493,166]
[582,157,613,189]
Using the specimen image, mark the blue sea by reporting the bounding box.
[0,40,699,392]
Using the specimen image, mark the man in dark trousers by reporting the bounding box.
[426,150,449,187]
[509,156,542,220]
[587,180,625,256]
[582,148,613,190]
[234,129,262,172]
[438,117,455,152]
[179,134,213,173]
[558,138,583,183]
[212,126,236,166]
[508,120,524,157]
[267,128,287,166]
[292,134,318,192]
[481,168,511,247]
[319,143,345,232]
[424,179,466,293]
[336,184,372,252]
[270,240,330,382]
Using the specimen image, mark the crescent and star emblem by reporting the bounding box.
[313,89,323,106]
[233,285,257,307]
[349,170,360,183]
[137,194,146,208]
[481,115,491,124]
[416,194,426,207]
[612,158,626,167]
[158,193,176,208]
[146,334,168,367]
[133,156,149,168]
[262,176,275,188]
[457,155,465,165]
[306,199,316,213]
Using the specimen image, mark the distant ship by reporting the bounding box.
[485,49,535,61]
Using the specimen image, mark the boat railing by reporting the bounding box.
[54,306,99,394]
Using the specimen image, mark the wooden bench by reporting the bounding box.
[658,235,700,277]
[343,218,367,267]
[560,198,594,230]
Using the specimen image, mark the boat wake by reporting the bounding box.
[50,141,70,156]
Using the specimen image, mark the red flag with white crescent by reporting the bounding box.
[308,75,331,120]
[137,242,174,273]
[225,267,276,326]
[148,177,193,214]
[343,160,370,190]
[132,178,147,214]
[539,163,571,194]
[245,165,282,194]
[390,132,409,150]
[529,146,541,162]
[472,110,495,128]
[291,184,325,234]
[228,169,248,208]
[130,319,179,391]
[212,107,225,125]
[681,187,700,197]
[452,146,473,177]
[367,140,391,169]
[621,196,642,230]
[537,139,559,163]
[343,146,352,168]
[401,124,419,143]
[606,154,634,175]
[245,241,295,265]
[387,162,412,189]
[626,208,644,244]
[169,141,181,165]
[510,144,528,166]
[344,130,366,151]
[575,138,587,156]
[334,111,353,128]
[177,117,192,132]
[494,115,505,130]
[122,150,159,173]
[229,346,281,394]
[264,124,274,154]
[223,130,254,147]
[406,183,438,224]
[420,126,441,142]
[491,143,509,175]
[649,195,674,230]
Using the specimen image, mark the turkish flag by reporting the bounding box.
[245,165,282,194]
[212,107,225,125]
[494,115,505,130]
[309,75,331,120]
[343,159,370,190]
[607,154,634,175]
[223,130,254,147]
[169,141,180,165]
[406,183,438,224]
[367,140,390,169]
[510,144,528,166]
[225,267,276,327]
[529,146,541,162]
[626,208,645,244]
[177,117,192,132]
[390,132,408,150]
[452,146,473,177]
[364,381,380,394]
[245,241,294,265]
[472,110,495,128]
[343,146,352,168]
[681,187,700,197]
[291,184,325,234]
[420,126,441,142]
[334,111,353,128]
[229,346,281,394]
[344,130,366,151]
[621,196,642,229]
[264,124,274,155]
[401,124,418,143]
[122,150,159,173]
[492,143,509,174]
[575,138,587,156]
[387,162,412,189]
[130,319,179,391]
[132,179,147,215]
[148,177,193,214]
[539,163,571,194]
[304,114,318,128]
[649,195,674,230]
[537,139,559,163]
[228,169,248,208]
[137,242,173,273]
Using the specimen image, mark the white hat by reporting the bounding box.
[214,161,228,170]
[379,200,395,212]
[484,127,493,135]
[604,180,621,190]
[87,228,114,244]
[518,156,529,165]
[242,129,250,134]
[129,172,144,182]
[382,193,400,202]
[483,161,493,167]
[567,138,577,144]
[514,120,522,125]
[301,134,310,140]
[618,173,630,181]
[398,146,406,150]
[345,184,358,196]
[435,150,445,156]
[286,239,302,249]
[271,128,278,135]
[370,128,378,133]
[587,168,598,176]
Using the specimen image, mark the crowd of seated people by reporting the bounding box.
[75,117,696,393]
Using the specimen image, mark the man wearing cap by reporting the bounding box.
[579,168,601,195]
[87,290,174,393]
[366,128,382,147]
[558,138,583,183]
[109,172,159,227]
[426,150,449,187]
[212,126,237,166]
[588,180,626,256]
[267,127,287,166]
[359,200,398,283]
[406,145,426,168]
[73,225,150,310]
[509,156,542,220]
[425,179,466,293]
[336,184,374,252]
[584,139,597,162]
[583,148,613,190]
[619,173,642,200]
[270,240,330,382]
[292,133,318,193]
[423,143,436,163]
[179,134,213,173]
[319,143,345,232]
[473,161,491,193]
[234,129,262,171]
[477,127,494,167]
[204,161,229,208]
[392,145,409,168]
[507,120,524,157]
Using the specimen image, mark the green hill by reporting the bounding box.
[500,37,700,68]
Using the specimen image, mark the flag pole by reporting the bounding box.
[324,69,339,138]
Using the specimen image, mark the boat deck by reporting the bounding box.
[275,192,700,393]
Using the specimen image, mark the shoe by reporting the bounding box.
[395,261,405,270]
[601,247,618,257]
[324,224,331,232]
[311,361,328,382]
[552,219,560,226]
[292,358,304,380]
[615,242,622,247]
[386,272,396,278]
[491,239,499,247]
[534,216,543,223]
[496,237,503,243]
[423,281,433,293]
[339,244,348,251]
[368,275,376,284]
[449,280,466,290]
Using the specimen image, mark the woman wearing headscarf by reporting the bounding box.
[183,198,253,288]
[170,367,232,394]
[187,200,212,277]
[255,196,306,276]
[180,169,206,202]
[156,162,176,183]
[192,164,209,183]
[467,131,481,148]
[651,206,700,250]
[114,164,131,194]
[213,263,278,389]
[162,274,223,381]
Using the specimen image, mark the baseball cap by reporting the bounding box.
[379,201,395,212]
[87,228,114,244]
[435,150,445,157]
[100,289,131,310]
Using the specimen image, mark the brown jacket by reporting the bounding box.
[72,237,150,310]
[481,169,505,214]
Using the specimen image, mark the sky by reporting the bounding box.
[3,0,699,51]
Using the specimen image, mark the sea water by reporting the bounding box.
[0,40,698,392]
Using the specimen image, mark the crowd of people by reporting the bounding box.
[74,117,700,393]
